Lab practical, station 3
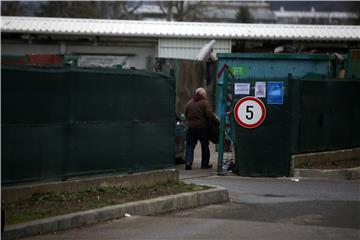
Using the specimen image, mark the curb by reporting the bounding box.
[293,167,360,180]
[2,169,179,202]
[4,186,229,240]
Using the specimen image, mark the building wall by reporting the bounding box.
[274,7,359,25]
[1,44,60,55]
[158,38,232,60]
[1,42,156,69]
[65,45,156,69]
[3,37,233,68]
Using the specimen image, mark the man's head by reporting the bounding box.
[195,87,206,98]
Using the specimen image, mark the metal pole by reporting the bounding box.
[217,70,229,174]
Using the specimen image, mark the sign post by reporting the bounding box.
[234,96,266,129]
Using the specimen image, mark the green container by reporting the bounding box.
[216,53,336,119]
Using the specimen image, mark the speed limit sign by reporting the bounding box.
[234,96,266,129]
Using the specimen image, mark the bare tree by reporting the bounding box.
[235,6,253,23]
[350,1,360,25]
[157,1,208,21]
[35,1,142,19]
[1,1,26,16]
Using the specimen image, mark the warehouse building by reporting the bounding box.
[1,16,360,69]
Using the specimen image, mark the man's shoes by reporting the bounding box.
[185,165,192,170]
[200,164,213,169]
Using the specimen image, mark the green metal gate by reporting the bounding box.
[218,71,295,177]
[215,52,360,177]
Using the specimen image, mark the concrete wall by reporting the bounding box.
[1,43,156,70]
[292,147,360,169]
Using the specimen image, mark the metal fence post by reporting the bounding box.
[217,70,229,173]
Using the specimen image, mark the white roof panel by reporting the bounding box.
[1,16,359,41]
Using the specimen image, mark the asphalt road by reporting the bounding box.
[24,173,360,240]
[182,176,360,229]
[23,145,360,239]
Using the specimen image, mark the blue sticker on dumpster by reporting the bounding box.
[267,82,284,104]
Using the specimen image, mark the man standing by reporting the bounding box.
[184,88,219,170]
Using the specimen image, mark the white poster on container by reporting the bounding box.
[234,83,250,95]
[255,82,266,98]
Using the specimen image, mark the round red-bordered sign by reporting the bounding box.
[234,96,266,129]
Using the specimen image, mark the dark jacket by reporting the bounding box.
[185,97,219,129]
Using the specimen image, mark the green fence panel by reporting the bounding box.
[231,78,293,177]
[1,126,65,183]
[216,53,359,177]
[346,50,360,79]
[228,77,360,177]
[296,79,360,153]
[2,67,68,124]
[2,65,175,184]
[230,78,360,177]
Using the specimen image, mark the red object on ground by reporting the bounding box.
[27,54,64,65]
[1,56,26,65]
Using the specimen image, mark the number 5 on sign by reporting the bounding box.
[234,96,266,129]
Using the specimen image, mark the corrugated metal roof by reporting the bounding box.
[1,16,359,41]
